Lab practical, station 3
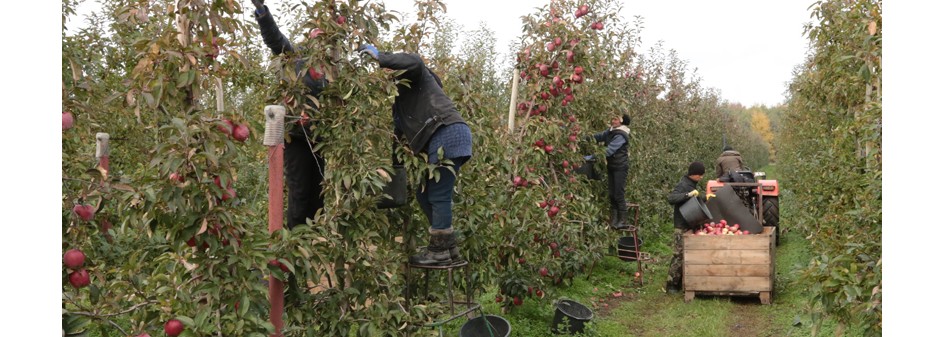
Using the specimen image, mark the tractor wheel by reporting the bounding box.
[763,197,780,246]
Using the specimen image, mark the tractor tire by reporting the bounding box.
[763,197,780,246]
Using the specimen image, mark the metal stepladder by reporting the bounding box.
[615,202,646,287]
[402,216,492,336]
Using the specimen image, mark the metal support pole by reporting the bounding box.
[263,105,286,337]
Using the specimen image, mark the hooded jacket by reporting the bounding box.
[592,125,630,168]
[254,7,328,107]
[376,52,466,153]
[667,175,700,229]
[715,150,745,179]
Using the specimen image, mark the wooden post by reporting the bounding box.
[95,133,110,175]
[263,106,286,337]
[507,72,520,133]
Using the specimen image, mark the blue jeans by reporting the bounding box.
[417,156,469,230]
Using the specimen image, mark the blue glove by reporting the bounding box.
[357,44,379,60]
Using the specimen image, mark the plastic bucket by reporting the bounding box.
[617,236,643,261]
[551,299,593,334]
[576,155,601,180]
[459,315,511,337]
[375,164,407,209]
[679,197,712,227]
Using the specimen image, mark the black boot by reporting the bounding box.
[444,231,464,263]
[609,207,619,229]
[409,228,452,266]
[611,208,629,230]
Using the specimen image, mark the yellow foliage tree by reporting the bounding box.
[750,106,776,162]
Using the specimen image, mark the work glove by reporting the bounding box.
[356,44,379,60]
[251,0,266,16]
[687,190,699,198]
[706,193,716,201]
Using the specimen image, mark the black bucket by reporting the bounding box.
[551,299,593,334]
[617,236,643,261]
[679,197,712,227]
[459,315,511,337]
[375,164,407,209]
[576,155,602,180]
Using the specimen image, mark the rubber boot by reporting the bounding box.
[445,231,463,263]
[609,207,619,229]
[611,208,630,230]
[409,228,452,266]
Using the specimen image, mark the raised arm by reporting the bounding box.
[252,1,295,55]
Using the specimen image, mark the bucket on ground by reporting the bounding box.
[679,197,712,227]
[617,236,643,261]
[459,314,511,337]
[551,299,593,334]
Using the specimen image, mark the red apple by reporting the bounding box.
[232,123,250,142]
[186,237,197,247]
[571,73,583,84]
[562,160,570,168]
[574,66,584,75]
[549,242,559,250]
[543,145,554,153]
[547,206,560,217]
[72,204,95,221]
[539,201,548,208]
[512,296,523,306]
[535,289,545,298]
[546,42,555,52]
[495,295,503,303]
[68,269,91,288]
[62,111,74,131]
[222,187,237,201]
[335,16,346,25]
[539,267,550,277]
[135,333,151,337]
[164,319,184,337]
[539,64,549,77]
[269,259,290,273]
[308,28,323,39]
[63,249,86,269]
[169,172,184,183]
[554,37,563,46]
[566,50,575,63]
[540,92,551,100]
[217,119,235,136]
[569,134,578,142]
[513,176,523,186]
[307,67,324,80]
[518,258,526,264]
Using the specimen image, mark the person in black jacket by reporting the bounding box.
[357,44,473,267]
[589,114,631,230]
[664,161,706,293]
[251,0,328,231]
[251,0,331,306]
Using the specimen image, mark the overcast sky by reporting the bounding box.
[70,0,815,107]
[374,0,815,107]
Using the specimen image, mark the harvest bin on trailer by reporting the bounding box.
[682,226,776,304]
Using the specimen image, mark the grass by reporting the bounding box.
[429,163,858,337]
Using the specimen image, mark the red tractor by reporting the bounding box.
[706,169,781,245]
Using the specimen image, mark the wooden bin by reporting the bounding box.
[682,226,775,304]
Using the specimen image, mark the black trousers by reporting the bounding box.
[607,165,629,213]
[284,129,325,230]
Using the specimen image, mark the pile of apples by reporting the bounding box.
[694,219,752,236]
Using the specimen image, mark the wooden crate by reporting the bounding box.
[682,226,775,304]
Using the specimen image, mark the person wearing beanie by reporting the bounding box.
[664,161,706,293]
[588,114,632,230]
[355,43,473,267]
[715,144,746,179]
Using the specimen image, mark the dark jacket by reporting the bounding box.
[592,125,630,168]
[376,52,466,153]
[715,150,745,179]
[254,7,328,106]
[667,175,701,230]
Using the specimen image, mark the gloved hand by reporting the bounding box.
[687,190,699,198]
[357,44,379,60]
[251,0,266,15]
[706,193,716,201]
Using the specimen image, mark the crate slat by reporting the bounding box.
[684,264,770,277]
[683,276,772,292]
